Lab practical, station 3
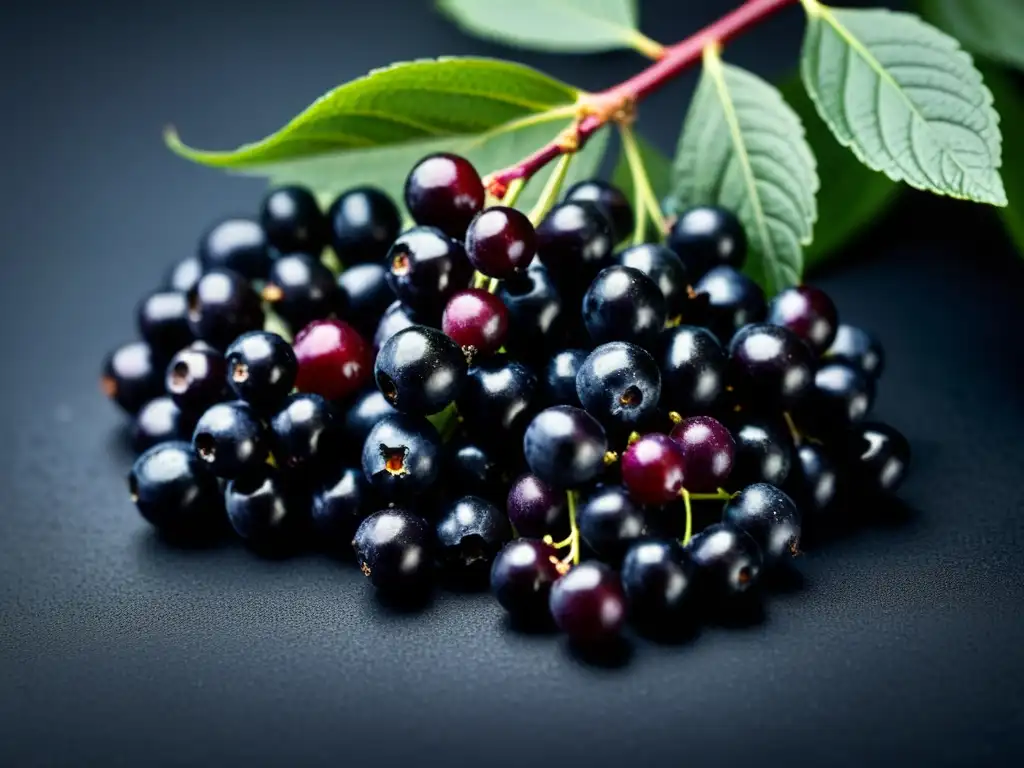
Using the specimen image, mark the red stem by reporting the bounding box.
[486,0,799,196]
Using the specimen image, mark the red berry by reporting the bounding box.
[293,319,371,401]
[442,289,509,356]
[669,415,735,492]
[404,153,485,239]
[621,433,686,505]
[465,206,536,278]
[767,285,839,355]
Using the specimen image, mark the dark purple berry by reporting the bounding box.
[564,180,632,244]
[506,474,568,540]
[226,468,309,555]
[549,562,627,643]
[575,341,661,431]
[404,153,485,239]
[293,319,372,402]
[436,495,512,574]
[617,244,689,318]
[577,484,647,564]
[535,201,614,287]
[621,433,686,505]
[192,401,269,479]
[224,331,297,413]
[722,483,800,564]
[165,341,227,413]
[621,539,695,626]
[729,323,815,410]
[132,396,197,453]
[669,415,735,492]
[360,414,441,500]
[465,206,536,278]
[541,348,588,407]
[101,341,165,415]
[767,285,839,356]
[490,538,561,620]
[373,300,419,352]
[442,288,509,357]
[823,324,885,380]
[843,422,910,495]
[337,263,396,338]
[687,522,762,597]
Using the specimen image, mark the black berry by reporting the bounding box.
[259,185,327,256]
[375,325,468,415]
[564,180,632,243]
[192,400,269,479]
[353,508,435,593]
[582,265,667,349]
[522,406,608,489]
[465,205,536,278]
[262,253,343,333]
[722,483,801,564]
[668,206,747,279]
[129,441,223,538]
[101,341,165,415]
[136,290,194,356]
[186,268,264,350]
[327,187,402,264]
[435,495,512,574]
[198,217,272,280]
[361,414,441,499]
[165,341,228,413]
[385,226,473,321]
[616,244,689,318]
[577,484,647,564]
[692,266,766,344]
[576,341,661,431]
[224,331,298,413]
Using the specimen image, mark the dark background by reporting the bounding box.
[2,0,1023,765]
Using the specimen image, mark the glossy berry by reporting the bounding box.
[385,226,473,320]
[327,186,402,264]
[353,509,434,593]
[687,522,763,597]
[436,495,512,573]
[445,438,507,502]
[373,300,419,352]
[823,324,885,380]
[617,244,689,318]
[692,266,766,344]
[269,393,340,474]
[136,290,193,356]
[342,389,397,457]
[129,441,223,537]
[535,201,614,286]
[490,538,562,620]
[549,562,627,643]
[198,217,272,280]
[576,342,661,430]
[729,323,815,410]
[669,416,735,493]
[787,443,838,513]
[767,285,839,356]
[442,289,509,357]
[262,253,343,332]
[292,319,372,402]
[722,483,801,564]
[465,206,536,278]
[621,539,696,626]
[404,153,485,238]
[805,362,874,429]
[541,348,587,407]
[186,268,264,350]
[165,341,227,413]
[621,433,687,505]
[497,267,563,362]
[522,406,608,489]
[226,468,308,554]
[311,465,373,550]
[457,357,538,449]
[506,474,568,540]
[729,417,794,488]
[224,331,297,412]
[132,396,196,453]
[192,401,268,479]
[564,180,632,244]
[582,265,667,349]
[659,325,728,415]
[101,341,165,415]
[337,263,396,337]
[376,325,468,415]
[577,485,647,564]
[361,414,441,499]
[844,422,910,494]
[259,185,327,256]
[667,206,747,278]
[165,255,203,294]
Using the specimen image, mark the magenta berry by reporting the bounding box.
[292,319,372,401]
[621,433,687,505]
[767,285,839,356]
[442,289,509,356]
[669,415,735,492]
[466,206,537,278]
[404,153,485,238]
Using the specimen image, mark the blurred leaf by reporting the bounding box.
[919,0,1024,71]
[801,4,1007,206]
[979,65,1024,254]
[437,0,647,54]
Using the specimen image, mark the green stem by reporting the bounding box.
[620,124,667,239]
[503,178,526,208]
[687,488,735,501]
[565,490,581,566]
[527,152,574,227]
[487,277,500,294]
[681,488,693,546]
[625,30,668,61]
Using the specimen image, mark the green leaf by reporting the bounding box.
[670,49,819,296]
[918,0,1024,71]
[778,75,901,269]
[979,65,1024,253]
[612,132,672,210]
[167,57,609,212]
[437,0,646,54]
[800,2,1007,206]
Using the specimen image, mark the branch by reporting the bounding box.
[484,0,800,198]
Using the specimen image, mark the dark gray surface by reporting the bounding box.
[2,0,1024,766]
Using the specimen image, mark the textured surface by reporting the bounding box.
[2,0,1024,766]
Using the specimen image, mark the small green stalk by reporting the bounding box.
[620,124,668,240]
[527,152,574,227]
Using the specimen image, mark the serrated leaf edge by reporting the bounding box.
[800,2,1008,207]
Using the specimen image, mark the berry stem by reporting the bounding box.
[625,30,668,61]
[527,152,575,226]
[783,411,803,446]
[485,0,799,196]
[562,490,581,569]
[681,488,693,546]
[620,124,668,243]
[503,178,526,208]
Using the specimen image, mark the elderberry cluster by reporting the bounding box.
[102,151,909,647]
